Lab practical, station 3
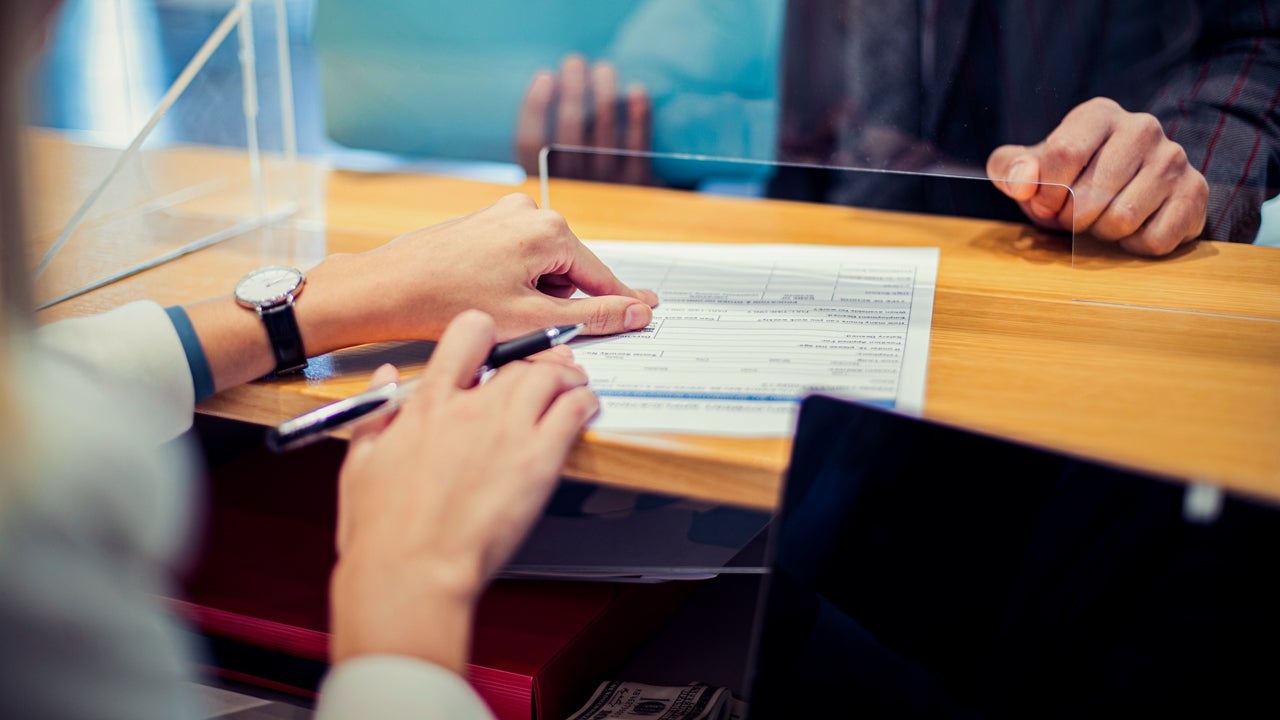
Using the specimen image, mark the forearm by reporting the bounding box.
[182,192,655,393]
[183,252,429,392]
[328,551,476,675]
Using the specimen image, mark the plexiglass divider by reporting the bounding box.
[537,144,1069,431]
[1066,182,1280,322]
[31,0,316,311]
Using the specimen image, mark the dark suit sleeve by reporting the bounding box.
[1146,0,1280,244]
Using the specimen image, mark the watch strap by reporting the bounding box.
[260,303,308,376]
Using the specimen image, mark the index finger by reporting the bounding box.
[550,238,658,307]
[590,62,619,179]
[556,54,588,178]
[516,71,554,174]
[622,84,653,186]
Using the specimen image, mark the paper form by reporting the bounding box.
[574,241,939,436]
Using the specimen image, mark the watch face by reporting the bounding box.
[235,266,304,307]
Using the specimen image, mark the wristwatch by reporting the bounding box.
[234,265,308,376]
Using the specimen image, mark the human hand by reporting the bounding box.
[183,194,654,393]
[328,310,598,672]
[516,53,653,184]
[303,192,658,349]
[987,97,1208,256]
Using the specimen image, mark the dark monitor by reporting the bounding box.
[744,395,1280,718]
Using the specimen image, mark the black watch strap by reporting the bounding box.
[260,303,308,376]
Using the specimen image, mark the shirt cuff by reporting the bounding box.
[315,655,494,720]
[164,305,215,402]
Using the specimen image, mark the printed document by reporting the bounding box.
[574,241,939,436]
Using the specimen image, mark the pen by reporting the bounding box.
[265,323,585,453]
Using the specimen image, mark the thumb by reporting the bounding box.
[988,144,1041,201]
[549,295,653,336]
[348,363,402,447]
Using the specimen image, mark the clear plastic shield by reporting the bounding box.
[1066,177,1280,321]
[541,145,1278,501]
[30,0,314,310]
[541,145,1071,432]
[307,0,1277,322]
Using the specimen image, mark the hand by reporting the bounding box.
[304,192,658,343]
[185,194,655,392]
[516,53,654,184]
[987,97,1208,256]
[329,310,598,672]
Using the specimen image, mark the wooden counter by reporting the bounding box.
[32,133,1280,509]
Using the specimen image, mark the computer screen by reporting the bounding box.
[744,394,1280,718]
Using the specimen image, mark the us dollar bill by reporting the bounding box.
[564,680,741,720]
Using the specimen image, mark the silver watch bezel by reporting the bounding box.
[234,265,306,310]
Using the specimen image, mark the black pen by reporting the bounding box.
[266,323,585,453]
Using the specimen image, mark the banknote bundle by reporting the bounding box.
[564,680,746,720]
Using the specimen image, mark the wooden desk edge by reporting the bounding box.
[198,385,788,511]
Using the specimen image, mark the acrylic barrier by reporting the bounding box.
[535,146,1277,500]
[536,145,1081,429]
[30,0,316,311]
[308,0,1276,283]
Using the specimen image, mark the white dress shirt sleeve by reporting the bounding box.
[34,300,197,444]
[315,656,496,720]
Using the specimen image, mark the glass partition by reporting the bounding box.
[30,0,315,311]
[536,146,1277,503]
[1067,183,1280,321]
[309,1,1276,317]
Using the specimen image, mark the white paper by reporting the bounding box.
[575,242,939,436]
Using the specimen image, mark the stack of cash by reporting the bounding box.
[564,680,746,720]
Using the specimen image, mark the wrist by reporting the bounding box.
[295,251,457,353]
[293,253,396,354]
[329,553,477,673]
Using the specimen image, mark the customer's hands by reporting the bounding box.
[185,193,654,392]
[516,53,653,184]
[329,310,597,673]
[987,97,1208,256]
[303,192,658,346]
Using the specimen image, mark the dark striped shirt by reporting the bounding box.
[771,0,1280,244]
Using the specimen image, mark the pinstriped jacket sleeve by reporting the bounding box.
[1148,0,1280,244]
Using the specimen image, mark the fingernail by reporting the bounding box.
[1030,201,1055,219]
[1009,160,1033,185]
[624,303,650,330]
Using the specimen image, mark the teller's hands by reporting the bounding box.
[987,97,1209,256]
[328,310,598,673]
[516,53,654,184]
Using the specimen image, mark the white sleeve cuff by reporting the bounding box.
[316,655,495,720]
[35,300,196,443]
